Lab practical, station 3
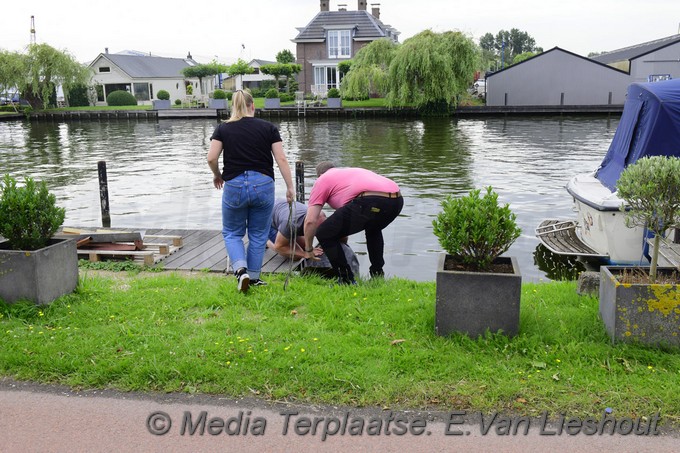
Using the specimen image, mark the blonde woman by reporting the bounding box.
[208,90,294,293]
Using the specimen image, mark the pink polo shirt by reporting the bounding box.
[308,167,400,209]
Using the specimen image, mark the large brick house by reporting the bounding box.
[292,0,400,96]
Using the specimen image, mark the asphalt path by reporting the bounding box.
[2,379,678,452]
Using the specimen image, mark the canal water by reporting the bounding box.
[0,116,619,282]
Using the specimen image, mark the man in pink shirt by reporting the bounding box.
[303,162,403,284]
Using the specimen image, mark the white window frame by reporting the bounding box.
[327,30,351,59]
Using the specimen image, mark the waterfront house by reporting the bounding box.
[88,50,206,106]
[292,0,400,96]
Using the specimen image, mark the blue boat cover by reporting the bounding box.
[596,78,680,191]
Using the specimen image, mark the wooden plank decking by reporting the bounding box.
[64,227,300,274]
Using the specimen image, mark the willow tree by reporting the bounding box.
[386,30,478,113]
[340,38,398,100]
[22,43,91,109]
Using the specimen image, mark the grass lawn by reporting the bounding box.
[0,269,677,426]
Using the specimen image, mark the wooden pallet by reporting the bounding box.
[60,227,183,265]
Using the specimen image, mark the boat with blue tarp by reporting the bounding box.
[536,78,680,264]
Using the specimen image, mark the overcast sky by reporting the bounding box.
[2,0,679,64]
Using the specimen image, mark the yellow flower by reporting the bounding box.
[300,348,305,352]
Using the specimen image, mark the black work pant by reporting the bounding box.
[316,196,404,281]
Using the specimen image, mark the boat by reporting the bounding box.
[536,78,680,265]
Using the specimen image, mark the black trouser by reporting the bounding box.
[316,196,404,282]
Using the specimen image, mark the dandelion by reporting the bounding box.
[284,346,291,351]
[38,311,44,317]
[300,348,305,353]
[226,361,231,365]
[313,338,318,341]
[555,359,561,363]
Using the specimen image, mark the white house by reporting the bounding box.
[221,59,277,91]
[88,50,211,106]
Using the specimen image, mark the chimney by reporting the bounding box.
[371,3,380,19]
[105,47,109,54]
[187,51,193,59]
[358,0,367,10]
[320,0,329,11]
[338,4,347,11]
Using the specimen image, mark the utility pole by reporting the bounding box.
[30,15,36,45]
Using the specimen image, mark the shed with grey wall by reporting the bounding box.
[486,47,631,107]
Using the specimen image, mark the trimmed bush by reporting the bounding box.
[265,88,280,99]
[106,90,137,106]
[327,88,340,98]
[67,84,90,107]
[174,99,182,105]
[226,91,233,100]
[157,90,170,100]
[0,174,65,250]
[213,89,227,100]
[432,186,521,271]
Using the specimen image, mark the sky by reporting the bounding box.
[2,0,680,64]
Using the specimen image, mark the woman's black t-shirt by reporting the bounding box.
[210,117,282,181]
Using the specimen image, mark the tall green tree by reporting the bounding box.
[275,49,295,64]
[386,30,478,112]
[21,44,91,109]
[0,51,25,96]
[226,58,255,90]
[340,38,398,100]
[181,62,228,94]
[479,28,542,70]
[260,63,301,93]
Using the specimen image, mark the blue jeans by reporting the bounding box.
[221,171,275,280]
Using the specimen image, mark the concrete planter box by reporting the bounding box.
[209,99,228,110]
[264,98,280,109]
[599,266,680,347]
[326,98,342,108]
[152,100,172,110]
[0,238,78,305]
[435,254,521,337]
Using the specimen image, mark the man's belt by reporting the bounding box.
[356,191,402,198]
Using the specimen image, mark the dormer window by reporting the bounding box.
[328,30,351,58]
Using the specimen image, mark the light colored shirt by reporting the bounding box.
[308,167,400,209]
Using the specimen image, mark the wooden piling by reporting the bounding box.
[295,161,305,203]
[97,161,111,228]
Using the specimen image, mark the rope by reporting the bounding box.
[283,199,297,291]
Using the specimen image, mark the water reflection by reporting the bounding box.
[0,115,619,282]
[533,244,587,281]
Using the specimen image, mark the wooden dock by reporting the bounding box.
[62,227,300,274]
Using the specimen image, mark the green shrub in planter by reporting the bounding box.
[226,91,233,100]
[106,90,137,106]
[616,156,680,282]
[174,99,182,106]
[327,88,340,98]
[213,89,227,99]
[0,174,65,250]
[265,88,280,99]
[432,186,521,271]
[157,90,170,100]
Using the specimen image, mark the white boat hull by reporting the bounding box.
[540,172,648,264]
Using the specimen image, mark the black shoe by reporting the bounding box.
[369,268,384,278]
[235,267,250,293]
[251,279,268,287]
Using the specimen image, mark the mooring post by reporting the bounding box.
[295,161,305,203]
[97,161,111,228]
